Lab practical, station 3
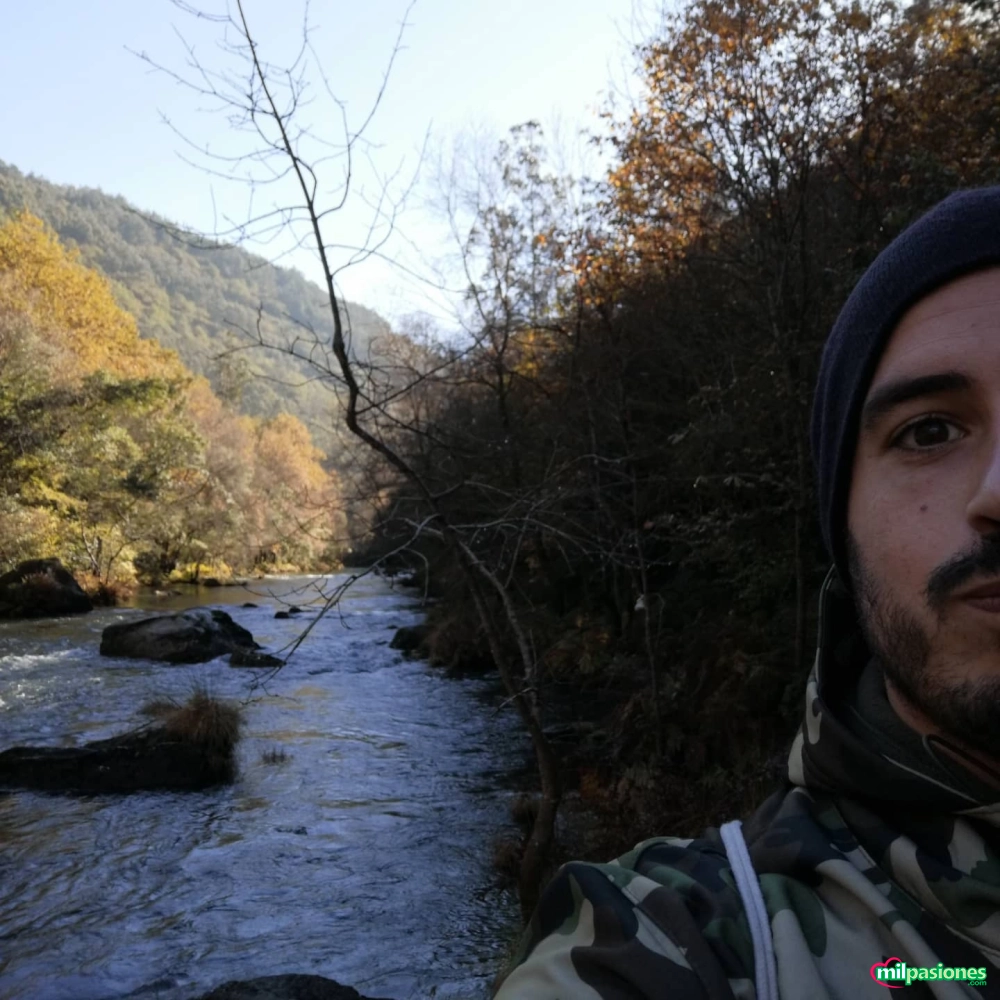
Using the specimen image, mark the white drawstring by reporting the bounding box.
[720,819,779,1000]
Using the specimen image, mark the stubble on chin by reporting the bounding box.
[846,532,1000,761]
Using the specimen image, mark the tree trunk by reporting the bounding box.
[517,710,562,921]
[461,562,561,921]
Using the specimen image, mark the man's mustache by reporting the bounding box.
[927,534,1000,611]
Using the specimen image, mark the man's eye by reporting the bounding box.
[892,416,963,450]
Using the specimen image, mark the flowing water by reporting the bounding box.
[0,575,524,1000]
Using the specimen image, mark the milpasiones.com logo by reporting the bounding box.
[870,957,988,988]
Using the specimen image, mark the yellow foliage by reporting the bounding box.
[167,560,236,584]
[0,212,185,382]
[255,412,328,495]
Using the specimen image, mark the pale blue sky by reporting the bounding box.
[1,1,646,323]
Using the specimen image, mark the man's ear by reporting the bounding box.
[817,564,869,699]
[829,564,851,600]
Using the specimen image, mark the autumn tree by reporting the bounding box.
[551,0,1000,834]
[0,212,344,583]
[0,213,195,579]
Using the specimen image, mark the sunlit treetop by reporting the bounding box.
[0,211,187,381]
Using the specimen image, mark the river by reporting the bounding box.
[0,574,524,1000]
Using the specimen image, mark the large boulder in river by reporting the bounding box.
[196,976,391,1000]
[0,558,92,619]
[101,609,259,664]
[0,692,242,793]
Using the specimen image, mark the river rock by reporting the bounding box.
[0,693,242,793]
[389,624,428,654]
[229,648,283,668]
[394,569,424,590]
[196,976,391,1000]
[0,558,92,620]
[100,609,259,664]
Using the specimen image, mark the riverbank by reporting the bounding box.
[401,575,789,900]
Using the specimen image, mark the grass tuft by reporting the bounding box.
[510,793,540,830]
[139,698,177,719]
[140,689,242,752]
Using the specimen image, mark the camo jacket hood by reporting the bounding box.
[493,571,1000,999]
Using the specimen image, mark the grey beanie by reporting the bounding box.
[811,187,1000,587]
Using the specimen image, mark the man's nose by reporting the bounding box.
[967,431,1000,532]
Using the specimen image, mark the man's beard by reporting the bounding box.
[847,531,1000,761]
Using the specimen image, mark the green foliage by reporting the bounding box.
[0,163,391,456]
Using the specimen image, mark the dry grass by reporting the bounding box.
[491,835,524,882]
[261,747,290,765]
[139,690,243,751]
[510,793,539,830]
[78,573,131,606]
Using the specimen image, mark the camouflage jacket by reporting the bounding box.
[494,573,1000,998]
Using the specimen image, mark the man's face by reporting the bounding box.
[848,267,1000,758]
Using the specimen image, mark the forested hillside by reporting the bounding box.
[0,162,390,454]
[0,212,345,588]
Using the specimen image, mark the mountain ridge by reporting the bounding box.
[0,161,391,454]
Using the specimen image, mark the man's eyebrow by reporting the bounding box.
[860,371,973,432]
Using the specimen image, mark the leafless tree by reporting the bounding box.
[148,0,565,918]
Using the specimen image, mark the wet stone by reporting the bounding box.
[195,974,392,999]
[100,609,259,664]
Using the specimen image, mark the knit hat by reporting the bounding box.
[811,187,1000,588]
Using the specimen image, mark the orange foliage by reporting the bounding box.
[596,0,999,288]
[255,412,328,497]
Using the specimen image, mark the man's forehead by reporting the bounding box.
[868,267,1000,384]
[897,266,1000,322]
